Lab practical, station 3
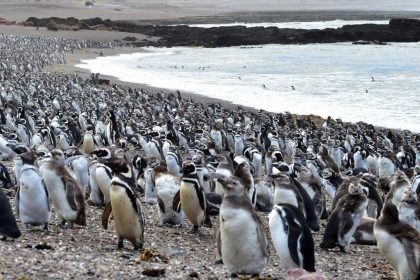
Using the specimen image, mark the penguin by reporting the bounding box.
[317,145,340,175]
[374,203,420,280]
[320,182,368,252]
[351,217,376,245]
[43,149,86,226]
[411,166,420,195]
[235,162,257,207]
[102,159,145,250]
[214,155,235,196]
[385,170,411,206]
[67,154,90,193]
[92,148,114,204]
[216,176,268,277]
[269,204,315,272]
[398,188,420,231]
[16,149,50,230]
[82,129,96,155]
[254,177,274,212]
[0,162,13,189]
[175,162,211,234]
[88,160,104,206]
[0,187,21,240]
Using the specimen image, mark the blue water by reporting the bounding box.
[77,43,420,132]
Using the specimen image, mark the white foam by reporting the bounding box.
[76,43,420,132]
[184,20,390,29]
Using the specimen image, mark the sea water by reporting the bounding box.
[185,20,390,29]
[77,43,420,132]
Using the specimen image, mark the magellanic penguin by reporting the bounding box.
[102,159,145,250]
[82,128,96,155]
[175,162,212,234]
[320,182,368,252]
[374,203,420,280]
[92,147,116,204]
[235,161,257,208]
[269,203,315,272]
[385,170,411,206]
[16,149,50,230]
[0,187,21,240]
[43,149,86,226]
[351,217,377,245]
[217,176,268,277]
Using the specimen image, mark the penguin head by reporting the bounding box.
[348,182,365,196]
[6,142,29,155]
[401,187,416,204]
[217,176,244,195]
[380,203,399,224]
[105,159,130,174]
[181,162,196,176]
[50,149,65,162]
[91,148,112,159]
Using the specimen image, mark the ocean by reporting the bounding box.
[77,42,420,132]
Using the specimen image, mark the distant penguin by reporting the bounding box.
[177,162,212,234]
[43,149,86,226]
[269,204,315,272]
[0,187,21,240]
[374,203,420,280]
[320,182,368,252]
[102,159,145,250]
[82,130,96,155]
[16,150,50,230]
[217,176,268,277]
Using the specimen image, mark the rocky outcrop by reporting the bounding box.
[25,17,420,47]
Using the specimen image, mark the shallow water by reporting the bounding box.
[184,20,390,29]
[77,43,420,132]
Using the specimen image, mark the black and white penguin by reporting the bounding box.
[102,159,145,250]
[88,160,104,206]
[16,149,50,230]
[217,176,268,277]
[269,203,315,272]
[82,128,96,155]
[0,187,21,240]
[320,182,368,252]
[177,162,211,234]
[0,162,13,189]
[92,147,114,204]
[105,110,120,145]
[43,149,86,226]
[374,203,420,280]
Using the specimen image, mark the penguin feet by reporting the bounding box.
[188,225,199,235]
[339,245,349,253]
[133,243,143,251]
[117,238,124,250]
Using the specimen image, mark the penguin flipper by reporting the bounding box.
[102,202,112,230]
[256,220,269,258]
[216,229,222,258]
[65,181,79,212]
[288,222,303,267]
[401,235,420,275]
[338,211,353,243]
[15,185,20,215]
[172,190,182,213]
[42,179,50,212]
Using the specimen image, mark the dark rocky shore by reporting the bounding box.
[25,17,420,47]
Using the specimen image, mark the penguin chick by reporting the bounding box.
[374,203,420,280]
[0,187,21,240]
[43,149,86,226]
[320,182,368,252]
[269,203,315,272]
[102,159,145,250]
[351,217,376,245]
[217,176,268,277]
[398,188,420,231]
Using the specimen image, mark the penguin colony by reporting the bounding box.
[0,33,420,279]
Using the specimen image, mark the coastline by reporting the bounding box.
[44,47,327,128]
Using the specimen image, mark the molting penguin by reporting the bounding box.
[0,187,21,240]
[235,161,257,208]
[374,203,420,280]
[102,159,145,250]
[217,176,268,277]
[43,149,86,226]
[320,182,368,252]
[16,149,50,230]
[385,170,411,206]
[269,203,315,272]
[397,188,420,231]
[177,162,212,234]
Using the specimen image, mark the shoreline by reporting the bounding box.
[45,47,330,127]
